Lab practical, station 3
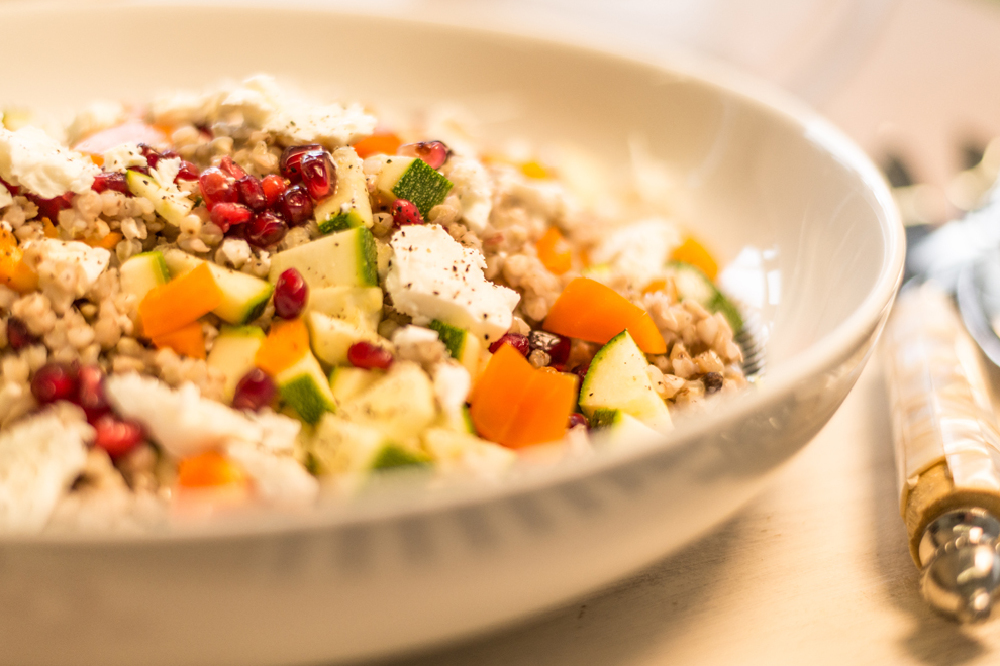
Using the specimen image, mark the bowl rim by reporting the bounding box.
[0,1,906,545]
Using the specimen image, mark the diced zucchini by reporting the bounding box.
[119,250,169,302]
[421,427,516,476]
[311,415,428,474]
[125,170,193,226]
[307,311,383,367]
[307,285,383,329]
[590,408,662,448]
[207,326,266,402]
[435,404,475,434]
[374,156,453,217]
[663,260,742,332]
[579,331,672,433]
[371,444,431,470]
[162,249,273,325]
[328,366,383,405]
[315,147,373,233]
[269,226,377,289]
[428,320,481,377]
[275,352,336,425]
[337,361,437,442]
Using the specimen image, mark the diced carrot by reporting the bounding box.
[670,236,718,281]
[255,318,310,376]
[85,231,122,250]
[543,277,666,354]
[137,262,222,339]
[469,344,579,449]
[535,227,572,275]
[72,120,170,159]
[151,321,206,359]
[177,450,247,488]
[520,160,550,179]
[42,219,59,239]
[642,279,667,294]
[0,228,38,293]
[352,132,402,158]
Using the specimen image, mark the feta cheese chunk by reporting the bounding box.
[0,406,92,533]
[442,155,493,233]
[0,126,99,199]
[103,143,147,173]
[224,440,318,507]
[589,217,682,287]
[29,239,111,295]
[0,182,11,209]
[105,373,262,459]
[386,224,519,343]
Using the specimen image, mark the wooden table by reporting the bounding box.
[381,357,1000,666]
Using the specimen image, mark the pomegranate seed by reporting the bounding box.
[348,341,394,370]
[572,361,591,381]
[0,177,19,196]
[391,198,423,226]
[6,317,37,350]
[162,149,180,160]
[399,141,450,170]
[199,166,238,210]
[219,155,247,180]
[276,185,313,226]
[176,160,200,181]
[273,268,308,320]
[245,210,287,248]
[261,175,286,207]
[92,414,144,459]
[137,144,162,168]
[194,122,213,139]
[299,150,336,201]
[489,332,530,356]
[279,143,323,182]
[210,202,252,233]
[75,364,110,422]
[236,176,267,211]
[28,193,73,223]
[232,368,277,412]
[30,362,79,405]
[91,172,130,195]
[529,330,571,368]
[568,412,589,430]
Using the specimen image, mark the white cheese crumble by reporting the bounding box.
[0,182,11,209]
[27,239,112,298]
[589,217,682,287]
[431,360,471,416]
[105,373,262,459]
[0,406,92,533]
[224,441,318,507]
[386,224,519,343]
[0,126,99,199]
[103,143,147,173]
[150,156,181,189]
[442,155,493,234]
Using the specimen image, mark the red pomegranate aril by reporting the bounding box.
[528,330,571,368]
[199,167,238,209]
[219,155,247,180]
[236,176,268,211]
[568,412,589,430]
[273,267,309,320]
[232,368,277,412]
[276,185,313,226]
[6,317,37,351]
[75,364,110,422]
[572,361,591,382]
[261,175,287,207]
[210,202,252,233]
[245,210,287,248]
[398,140,450,170]
[91,172,129,195]
[347,341,394,370]
[488,332,530,356]
[176,160,200,182]
[279,143,323,182]
[162,149,180,160]
[391,198,423,226]
[0,177,19,196]
[92,414,144,459]
[30,362,79,405]
[137,144,162,168]
[29,193,74,223]
[299,150,336,201]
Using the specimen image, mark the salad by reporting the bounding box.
[0,76,747,533]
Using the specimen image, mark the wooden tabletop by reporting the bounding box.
[380,356,1000,666]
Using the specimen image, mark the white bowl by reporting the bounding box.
[0,4,904,665]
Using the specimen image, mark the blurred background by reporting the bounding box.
[238,0,1000,225]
